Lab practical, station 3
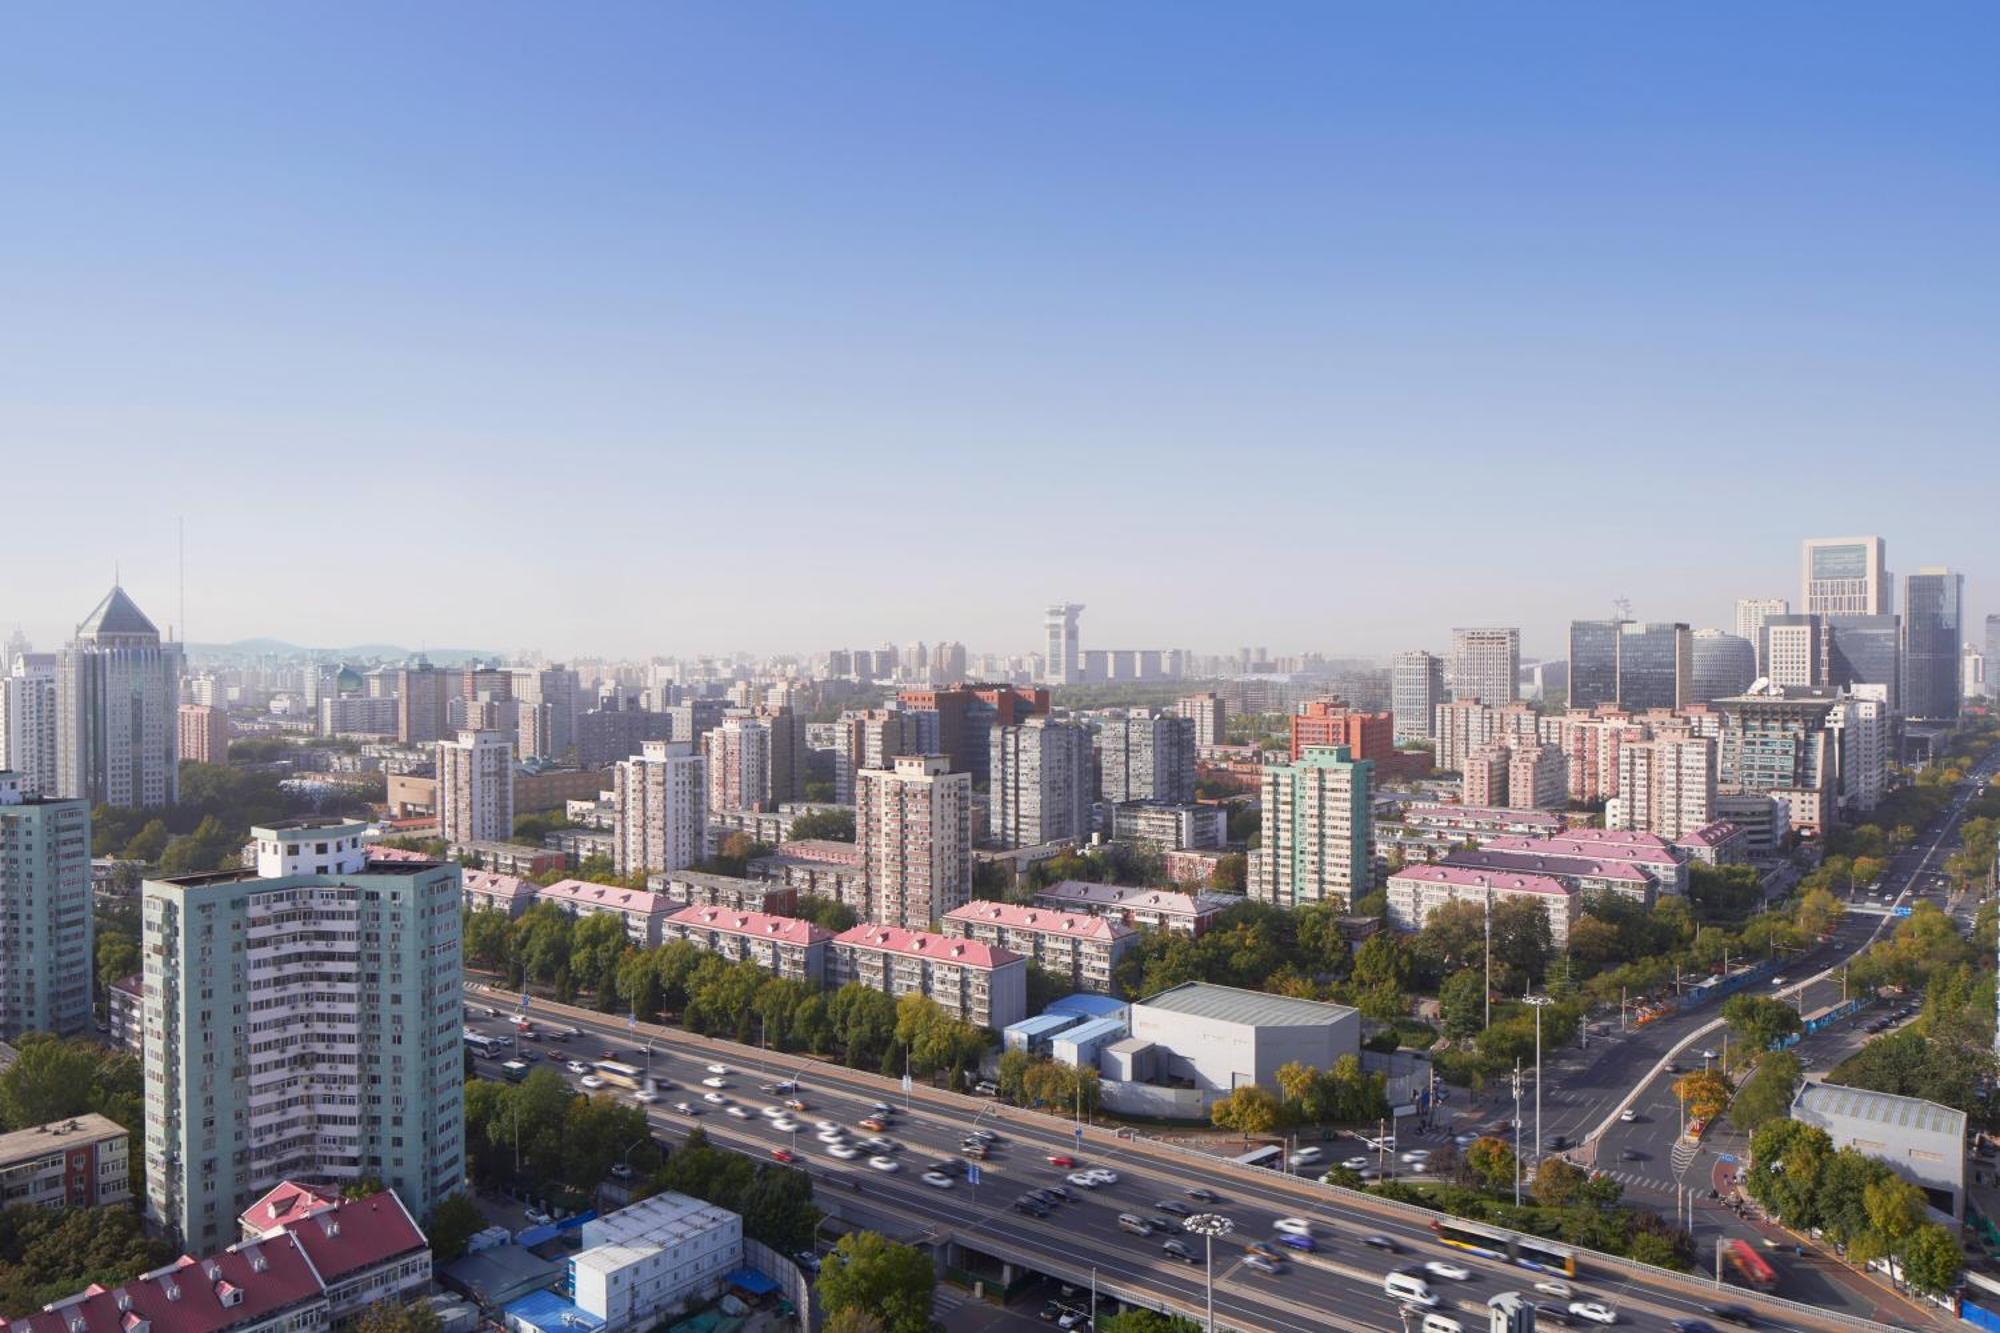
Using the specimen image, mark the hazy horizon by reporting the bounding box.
[4,5,1993,660]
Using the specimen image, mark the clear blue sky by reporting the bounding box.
[2,3,1994,660]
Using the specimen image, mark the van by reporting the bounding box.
[1420,1315,1463,1333]
[1384,1272,1437,1307]
[1116,1213,1155,1236]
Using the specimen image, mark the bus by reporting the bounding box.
[1723,1239,1777,1290]
[464,1031,505,1059]
[593,1061,645,1090]
[499,1060,531,1083]
[1430,1218,1577,1278]
[1231,1144,1285,1169]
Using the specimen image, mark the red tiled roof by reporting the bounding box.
[238,1181,338,1236]
[1387,864,1573,897]
[1481,832,1681,866]
[462,870,536,901]
[942,901,1134,941]
[537,879,670,914]
[4,1234,323,1333]
[284,1192,427,1284]
[667,905,831,947]
[832,924,1022,969]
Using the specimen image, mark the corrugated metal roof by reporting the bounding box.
[1792,1082,1966,1142]
[1136,981,1357,1029]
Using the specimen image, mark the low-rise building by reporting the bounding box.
[1030,880,1234,936]
[463,869,539,917]
[648,870,799,917]
[1385,864,1576,945]
[546,828,617,866]
[570,1191,743,1333]
[535,880,673,947]
[1790,1081,1964,1223]
[703,802,848,857]
[1673,821,1748,865]
[941,901,1136,995]
[0,1113,130,1210]
[1108,801,1228,851]
[747,843,869,920]
[663,906,831,985]
[1475,829,1689,896]
[454,841,567,879]
[1437,846,1651,905]
[1398,802,1564,839]
[1116,982,1361,1114]
[107,973,144,1058]
[828,925,1027,1029]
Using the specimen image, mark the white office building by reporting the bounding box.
[0,655,59,798]
[1802,536,1890,617]
[1449,628,1519,705]
[1734,598,1789,674]
[1391,650,1445,744]
[570,1191,743,1332]
[56,587,184,807]
[990,717,1092,849]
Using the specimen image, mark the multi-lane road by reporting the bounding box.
[465,994,1893,1332]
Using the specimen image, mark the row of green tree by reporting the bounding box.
[1747,1118,1959,1295]
[92,762,373,872]
[645,1127,822,1254]
[0,1204,172,1318]
[1207,1056,1390,1132]
[462,1066,661,1204]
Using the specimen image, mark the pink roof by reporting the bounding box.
[1034,881,1227,917]
[238,1181,338,1236]
[1388,864,1573,897]
[281,1191,427,1284]
[463,870,536,901]
[833,924,1022,969]
[1444,848,1647,883]
[537,879,670,914]
[1481,832,1680,867]
[668,905,831,947]
[942,901,1134,941]
[4,1234,324,1333]
[770,839,863,866]
[1675,821,1741,848]
[366,846,430,863]
[109,973,144,1000]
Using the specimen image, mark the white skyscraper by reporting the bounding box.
[438,729,514,844]
[1043,603,1083,686]
[1733,598,1789,674]
[1449,627,1520,705]
[1391,650,1446,744]
[0,654,60,798]
[614,740,705,876]
[0,771,93,1039]
[56,587,184,807]
[1802,536,1889,616]
[990,717,1092,849]
[858,755,972,929]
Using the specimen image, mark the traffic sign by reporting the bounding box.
[1893,905,1913,918]
[966,1163,981,1186]
[901,1073,912,1093]
[1074,1126,1084,1149]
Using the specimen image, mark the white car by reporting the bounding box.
[825,1143,859,1159]
[632,1089,659,1104]
[922,1170,954,1189]
[673,1101,698,1115]
[1292,1146,1322,1164]
[579,1074,605,1090]
[760,1105,786,1119]
[868,1155,900,1172]
[1568,1301,1617,1325]
[706,1063,729,1075]
[700,1076,728,1089]
[1088,1168,1119,1185]
[702,1092,729,1105]
[862,1136,897,1154]
[1343,1156,1370,1170]
[1273,1217,1313,1237]
[523,1208,554,1227]
[566,1060,589,1075]
[1424,1260,1471,1281]
[816,1129,847,1144]
[725,1105,751,1119]
[1533,1279,1574,1299]
[1618,1109,1637,1123]
[1066,1171,1102,1189]
[815,1119,840,1133]
[772,1118,801,1133]
[1771,976,1789,988]
[1400,1149,1431,1164]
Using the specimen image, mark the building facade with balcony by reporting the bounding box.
[941,901,1135,995]
[0,1114,130,1211]
[828,925,1026,1029]
[663,906,830,985]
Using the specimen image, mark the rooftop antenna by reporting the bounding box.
[179,516,186,645]
[1612,597,1632,622]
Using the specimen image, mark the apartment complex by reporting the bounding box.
[56,587,184,807]
[941,901,1136,994]
[650,870,798,917]
[831,708,910,805]
[1173,692,1227,747]
[1390,650,1446,744]
[1029,880,1233,936]
[394,660,451,746]
[437,730,514,845]
[178,703,229,766]
[142,822,463,1253]
[0,772,93,1039]
[1385,864,1575,946]
[828,925,1026,1029]
[1448,627,1519,705]
[990,716,1092,849]
[1460,740,1565,812]
[702,713,772,814]
[1094,711,1196,805]
[664,906,831,985]
[1108,801,1226,851]
[857,755,972,929]
[1431,698,1539,771]
[1249,745,1372,911]
[748,841,869,918]
[535,879,673,947]
[0,1114,130,1211]
[0,655,59,798]
[612,741,705,876]
[1609,736,1716,839]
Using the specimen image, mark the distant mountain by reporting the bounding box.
[188,638,498,665]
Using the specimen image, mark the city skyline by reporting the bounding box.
[3,6,1994,656]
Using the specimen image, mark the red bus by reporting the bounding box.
[1723,1239,1777,1290]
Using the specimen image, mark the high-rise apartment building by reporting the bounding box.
[1689,630,1758,705]
[0,654,59,798]
[1987,616,2000,700]
[1761,614,1823,688]
[143,822,463,1252]
[1903,567,1964,722]
[931,641,967,681]
[1828,687,1891,815]
[510,665,582,760]
[1734,598,1789,674]
[394,660,451,746]
[0,772,93,1039]
[832,708,910,805]
[1448,628,1519,705]
[1715,686,1841,834]
[1043,603,1084,686]
[857,755,972,929]
[438,730,514,844]
[1567,619,1625,710]
[704,713,773,812]
[1966,645,1986,702]
[1094,711,1196,805]
[1173,692,1227,747]
[177,703,229,766]
[614,741,705,876]
[1609,736,1715,839]
[1250,745,1372,911]
[56,587,184,808]
[1432,699,1539,771]
[990,717,1092,849]
[1802,536,1890,616]
[1616,622,1692,711]
[1391,651,1446,745]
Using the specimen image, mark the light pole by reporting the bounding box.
[1484,885,1493,1031]
[1525,993,1552,1163]
[1510,1061,1523,1206]
[1184,1213,1233,1333]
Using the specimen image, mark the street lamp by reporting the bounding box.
[1183,1213,1233,1333]
[1524,994,1553,1164]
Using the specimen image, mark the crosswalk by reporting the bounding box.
[1595,1165,1683,1196]
[932,1284,971,1317]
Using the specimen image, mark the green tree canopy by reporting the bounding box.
[816,1231,934,1333]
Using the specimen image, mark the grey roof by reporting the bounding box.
[1791,1081,1966,1142]
[76,586,159,640]
[1136,981,1357,1029]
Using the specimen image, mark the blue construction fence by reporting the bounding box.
[1770,996,1871,1051]
[1962,1299,1999,1331]
[1675,958,1781,1012]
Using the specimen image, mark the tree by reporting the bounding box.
[1100,1314,1202,1333]
[0,1037,111,1129]
[1728,1051,1800,1132]
[737,1165,823,1252]
[795,895,860,932]
[1795,887,1845,937]
[95,931,141,999]
[1745,1118,1833,1229]
[654,1128,755,1213]
[353,1301,444,1333]
[1464,1136,1516,1193]
[1532,1157,1589,1209]
[1488,897,1554,984]
[0,1203,173,1316]
[821,1313,888,1333]
[1209,853,1247,895]
[1210,1085,1284,1136]
[120,818,171,864]
[1721,994,1803,1052]
[816,1231,934,1333]
[1903,1222,1962,1295]
[787,808,855,842]
[425,1193,484,1263]
[1439,969,1486,1040]
[1671,1069,1732,1124]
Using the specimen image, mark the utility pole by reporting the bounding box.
[1526,994,1552,1163]
[1485,886,1493,1031]
[1510,1061,1524,1206]
[1621,985,1628,1032]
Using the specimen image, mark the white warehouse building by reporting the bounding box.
[1101,982,1361,1118]
[569,1191,743,1332]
